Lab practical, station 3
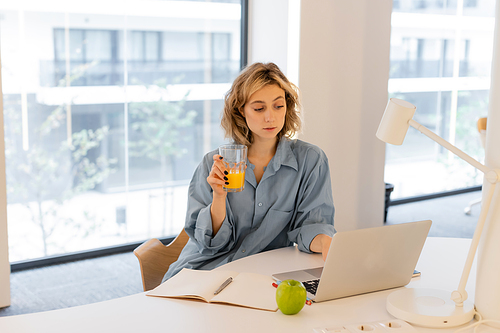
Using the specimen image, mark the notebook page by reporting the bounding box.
[147,268,238,302]
[211,272,278,311]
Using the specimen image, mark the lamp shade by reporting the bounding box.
[376,98,417,145]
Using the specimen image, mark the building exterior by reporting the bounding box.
[387,0,496,198]
[0,0,242,261]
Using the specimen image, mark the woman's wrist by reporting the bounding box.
[310,234,325,252]
[310,234,332,252]
[213,191,227,201]
[211,192,227,235]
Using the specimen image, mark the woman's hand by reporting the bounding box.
[310,234,332,261]
[208,154,228,235]
[207,154,229,198]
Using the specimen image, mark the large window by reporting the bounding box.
[387,0,495,199]
[1,0,243,262]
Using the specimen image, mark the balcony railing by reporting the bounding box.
[40,59,240,87]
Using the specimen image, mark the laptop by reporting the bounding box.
[272,220,432,302]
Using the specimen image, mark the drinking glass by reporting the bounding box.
[219,144,247,192]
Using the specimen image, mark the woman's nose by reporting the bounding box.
[264,109,274,122]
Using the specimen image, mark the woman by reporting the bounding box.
[163,62,335,280]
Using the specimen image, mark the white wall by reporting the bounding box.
[0,47,11,308]
[248,0,391,231]
[247,0,291,73]
[298,1,392,231]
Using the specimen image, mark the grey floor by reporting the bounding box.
[0,250,144,317]
[0,191,483,317]
[385,190,481,239]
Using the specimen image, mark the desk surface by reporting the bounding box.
[0,237,484,333]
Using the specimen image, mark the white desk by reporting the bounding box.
[0,237,489,333]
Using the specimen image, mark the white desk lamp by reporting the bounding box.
[377,98,500,328]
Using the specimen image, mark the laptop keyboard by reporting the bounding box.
[303,279,319,295]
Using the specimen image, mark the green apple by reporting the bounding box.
[275,279,307,315]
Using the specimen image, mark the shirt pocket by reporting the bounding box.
[261,208,294,236]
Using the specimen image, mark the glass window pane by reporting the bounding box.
[1,1,242,262]
[463,0,496,17]
[86,30,112,61]
[387,0,495,199]
[129,31,144,61]
[393,0,458,15]
[70,30,85,61]
[145,32,159,61]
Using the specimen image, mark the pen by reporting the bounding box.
[214,277,233,295]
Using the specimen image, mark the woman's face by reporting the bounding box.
[242,84,286,143]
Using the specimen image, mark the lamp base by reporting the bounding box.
[386,288,475,328]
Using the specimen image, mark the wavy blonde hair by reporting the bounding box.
[221,62,302,146]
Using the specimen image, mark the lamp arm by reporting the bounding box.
[451,183,498,306]
[408,119,490,174]
[407,119,500,307]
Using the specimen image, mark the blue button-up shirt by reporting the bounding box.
[163,138,336,280]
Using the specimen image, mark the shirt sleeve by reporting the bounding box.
[287,148,336,253]
[184,153,236,255]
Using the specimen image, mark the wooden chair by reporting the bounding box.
[133,229,190,291]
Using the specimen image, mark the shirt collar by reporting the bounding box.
[270,137,299,172]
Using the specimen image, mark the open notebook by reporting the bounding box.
[146,268,278,312]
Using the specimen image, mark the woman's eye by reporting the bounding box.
[275,105,284,109]
[254,107,264,112]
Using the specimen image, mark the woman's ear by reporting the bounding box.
[238,106,245,118]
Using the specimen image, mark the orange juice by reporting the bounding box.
[219,144,247,192]
[225,171,245,191]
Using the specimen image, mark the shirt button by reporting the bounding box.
[242,249,246,253]
[258,202,263,207]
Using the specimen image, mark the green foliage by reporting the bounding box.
[455,91,488,159]
[16,105,116,197]
[128,78,197,235]
[4,64,116,256]
[128,79,197,176]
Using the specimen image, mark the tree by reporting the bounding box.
[4,68,116,257]
[128,78,197,235]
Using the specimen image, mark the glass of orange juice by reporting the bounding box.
[219,144,247,192]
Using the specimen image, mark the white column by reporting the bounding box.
[0,46,11,308]
[298,0,392,231]
[247,0,290,73]
[475,0,500,323]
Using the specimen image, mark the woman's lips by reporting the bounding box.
[264,127,277,131]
